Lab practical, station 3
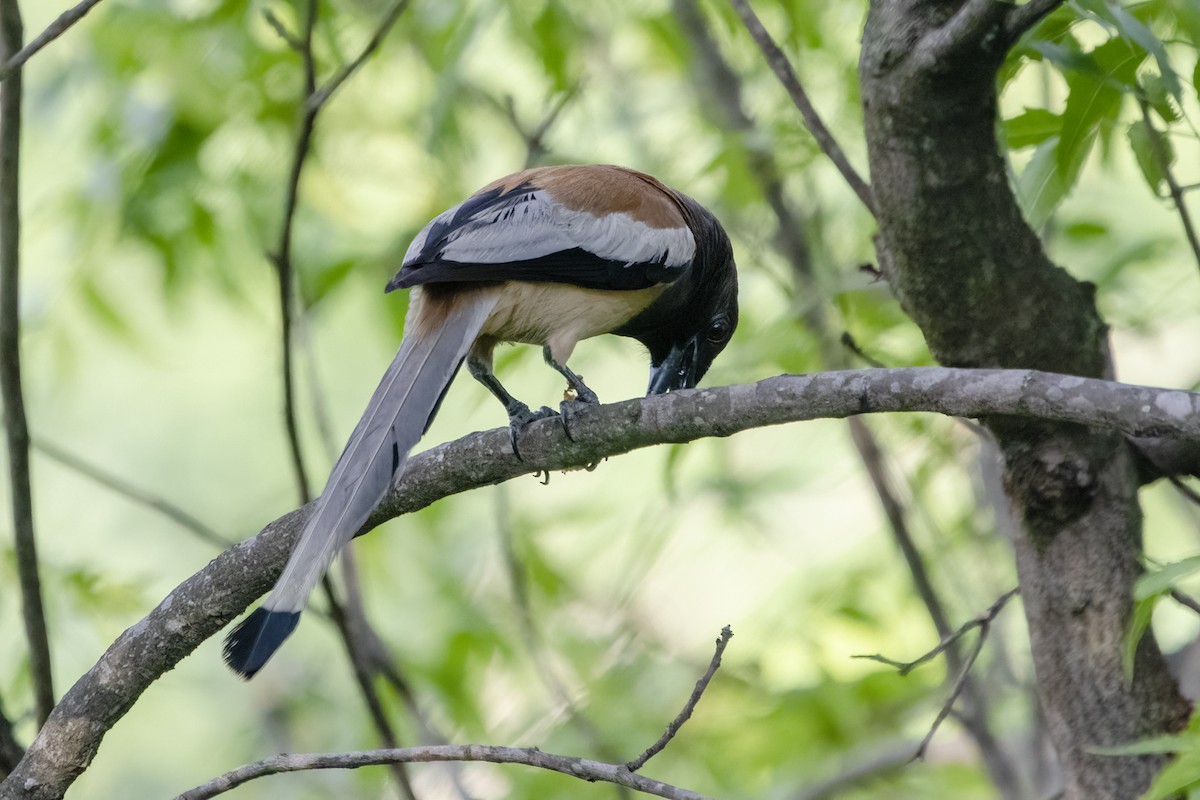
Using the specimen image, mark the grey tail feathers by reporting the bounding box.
[223,291,499,679]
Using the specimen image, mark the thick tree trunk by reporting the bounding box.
[858,2,1190,797]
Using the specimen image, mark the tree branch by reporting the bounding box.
[1004,0,1068,44]
[626,626,732,772]
[920,0,1009,65]
[32,438,232,549]
[0,0,54,729]
[4,367,1200,799]
[0,0,106,81]
[726,0,875,214]
[175,744,713,800]
[306,0,411,114]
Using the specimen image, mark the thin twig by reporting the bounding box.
[625,626,733,772]
[846,420,1022,797]
[855,588,1019,676]
[0,0,54,728]
[322,572,418,800]
[0,0,106,81]
[1168,474,1200,506]
[839,333,887,369]
[267,4,419,797]
[1005,0,1068,43]
[270,0,318,504]
[1170,589,1200,617]
[912,624,989,762]
[1136,96,1200,277]
[307,0,412,113]
[175,744,714,800]
[262,8,303,53]
[727,0,875,214]
[32,438,232,548]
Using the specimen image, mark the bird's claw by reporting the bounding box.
[558,396,599,442]
[508,403,559,460]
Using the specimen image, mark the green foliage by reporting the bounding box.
[9,0,1200,798]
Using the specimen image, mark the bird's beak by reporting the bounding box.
[647,338,699,395]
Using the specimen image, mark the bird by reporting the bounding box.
[223,164,739,678]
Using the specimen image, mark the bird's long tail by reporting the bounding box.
[223,289,499,678]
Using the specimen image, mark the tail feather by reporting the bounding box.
[224,290,499,678]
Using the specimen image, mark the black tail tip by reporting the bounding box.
[222,607,301,679]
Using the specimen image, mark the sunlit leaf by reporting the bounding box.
[1004,108,1062,150]
[1126,120,1173,196]
[1135,556,1200,601]
[1016,137,1071,227]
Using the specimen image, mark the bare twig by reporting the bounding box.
[626,627,733,772]
[322,573,418,800]
[306,0,411,113]
[267,5,425,797]
[270,0,319,503]
[726,0,875,214]
[262,8,303,53]
[1136,97,1200,277]
[175,744,714,800]
[839,332,887,369]
[32,438,232,548]
[911,613,991,762]
[0,0,54,728]
[1170,589,1200,617]
[846,419,1021,796]
[495,83,581,169]
[847,420,954,644]
[855,588,1019,677]
[0,0,106,81]
[1005,0,1068,43]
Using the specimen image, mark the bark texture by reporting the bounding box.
[859,2,1190,797]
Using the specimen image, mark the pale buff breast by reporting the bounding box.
[481,281,665,364]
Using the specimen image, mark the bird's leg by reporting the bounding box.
[467,349,555,459]
[542,346,599,441]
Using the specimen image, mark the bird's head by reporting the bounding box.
[620,196,739,395]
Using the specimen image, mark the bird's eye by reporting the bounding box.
[706,317,732,344]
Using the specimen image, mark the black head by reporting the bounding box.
[617,195,738,394]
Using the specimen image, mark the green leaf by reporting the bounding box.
[1136,556,1200,600]
[1122,591,1157,681]
[531,1,577,91]
[1057,38,1146,182]
[1127,121,1172,195]
[1143,750,1200,800]
[1004,108,1063,149]
[1091,733,1198,757]
[1016,137,1071,227]
[1106,2,1182,101]
[1193,56,1200,106]
[1142,73,1182,123]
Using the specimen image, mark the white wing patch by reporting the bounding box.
[404,190,695,270]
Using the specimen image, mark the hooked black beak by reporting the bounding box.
[647,338,699,395]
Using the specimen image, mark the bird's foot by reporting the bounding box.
[558,389,599,442]
[508,403,559,460]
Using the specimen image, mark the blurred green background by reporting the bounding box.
[4,0,1200,797]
